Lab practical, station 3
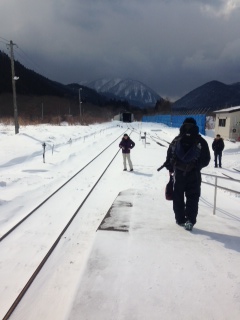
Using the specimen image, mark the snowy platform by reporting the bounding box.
[68,189,240,320]
[1,122,240,320]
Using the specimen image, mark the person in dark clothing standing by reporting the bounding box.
[212,134,224,168]
[164,118,210,231]
[119,133,135,171]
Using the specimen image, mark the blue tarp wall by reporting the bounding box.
[142,114,206,135]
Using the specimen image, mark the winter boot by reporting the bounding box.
[185,221,193,231]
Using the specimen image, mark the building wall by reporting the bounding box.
[113,114,121,121]
[113,113,134,123]
[214,112,229,138]
[215,111,240,140]
[230,111,240,141]
[142,114,206,135]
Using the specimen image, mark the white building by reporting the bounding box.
[213,106,240,141]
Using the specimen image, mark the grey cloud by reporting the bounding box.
[1,0,240,100]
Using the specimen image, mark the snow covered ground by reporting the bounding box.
[0,120,240,320]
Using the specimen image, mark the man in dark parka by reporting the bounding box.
[164,118,210,231]
[212,134,224,168]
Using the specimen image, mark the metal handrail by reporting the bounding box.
[201,172,240,215]
[202,172,240,183]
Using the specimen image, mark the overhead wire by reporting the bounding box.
[0,37,42,95]
[0,38,8,53]
[14,46,45,76]
[0,36,10,42]
[0,36,48,80]
[0,36,11,52]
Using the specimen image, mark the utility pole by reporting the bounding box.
[8,40,19,134]
[79,88,82,122]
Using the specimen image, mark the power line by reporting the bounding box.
[0,36,47,79]
[0,36,10,43]
[5,40,19,134]
[0,37,14,56]
[14,46,45,76]
[0,39,9,52]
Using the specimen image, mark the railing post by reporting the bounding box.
[213,176,217,215]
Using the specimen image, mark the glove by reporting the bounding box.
[165,163,173,171]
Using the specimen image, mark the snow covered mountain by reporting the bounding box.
[84,78,162,108]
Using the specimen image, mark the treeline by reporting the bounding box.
[0,51,140,121]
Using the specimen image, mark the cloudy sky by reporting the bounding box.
[1,0,240,101]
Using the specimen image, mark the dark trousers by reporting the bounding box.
[214,151,222,167]
[173,169,201,225]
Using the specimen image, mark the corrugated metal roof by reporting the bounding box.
[213,106,240,113]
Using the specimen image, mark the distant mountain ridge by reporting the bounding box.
[172,80,240,111]
[84,78,162,108]
[3,49,240,113]
[0,51,108,106]
[0,51,160,110]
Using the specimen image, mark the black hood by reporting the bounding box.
[180,123,199,137]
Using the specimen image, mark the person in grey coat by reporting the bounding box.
[119,134,135,171]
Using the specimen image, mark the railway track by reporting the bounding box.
[0,131,127,242]
[1,126,239,319]
[0,130,128,320]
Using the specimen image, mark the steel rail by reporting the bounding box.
[3,138,123,320]
[0,130,127,242]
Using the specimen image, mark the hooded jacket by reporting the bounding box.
[119,136,135,154]
[165,122,210,172]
